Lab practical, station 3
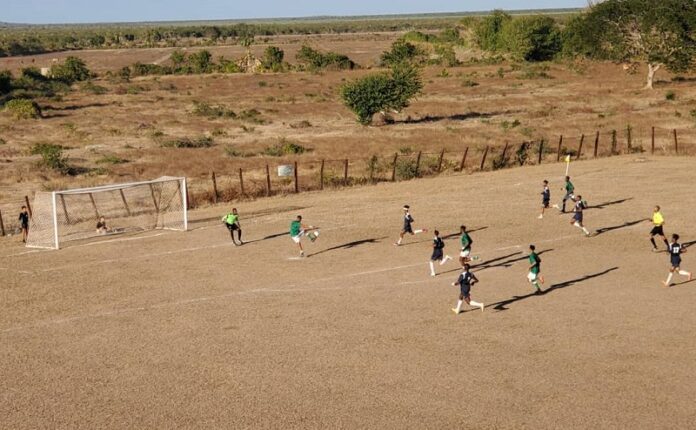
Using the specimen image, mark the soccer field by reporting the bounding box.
[2,156,696,428]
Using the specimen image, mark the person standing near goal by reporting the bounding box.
[429,230,452,277]
[570,195,591,237]
[290,215,317,258]
[663,234,692,287]
[553,176,575,213]
[18,206,29,243]
[395,205,427,246]
[527,245,544,294]
[451,264,484,314]
[539,180,551,219]
[649,205,669,252]
[222,208,243,246]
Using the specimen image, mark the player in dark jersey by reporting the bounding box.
[539,180,551,219]
[570,195,591,237]
[395,205,427,246]
[663,234,692,287]
[18,206,29,243]
[553,176,575,213]
[527,245,544,294]
[451,264,484,314]
[429,230,452,277]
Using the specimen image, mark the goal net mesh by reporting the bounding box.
[26,177,187,249]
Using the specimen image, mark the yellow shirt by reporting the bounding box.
[652,212,664,226]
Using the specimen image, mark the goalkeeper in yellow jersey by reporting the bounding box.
[222,208,243,246]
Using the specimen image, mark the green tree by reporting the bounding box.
[574,0,696,89]
[170,49,186,67]
[0,70,12,96]
[51,56,90,84]
[474,10,512,51]
[499,16,561,61]
[340,63,423,125]
[380,40,426,66]
[262,46,284,71]
[188,50,213,74]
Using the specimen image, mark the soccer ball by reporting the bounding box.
[308,231,320,242]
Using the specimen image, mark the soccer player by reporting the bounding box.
[222,208,243,246]
[527,245,544,294]
[553,176,575,213]
[18,206,29,243]
[429,230,452,276]
[290,215,317,257]
[570,195,591,237]
[663,234,692,287]
[451,264,484,314]
[459,225,474,267]
[649,205,669,252]
[395,205,427,246]
[539,180,551,219]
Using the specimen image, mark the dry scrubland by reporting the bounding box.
[2,156,696,428]
[1,32,696,207]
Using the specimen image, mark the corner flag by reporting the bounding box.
[564,154,571,175]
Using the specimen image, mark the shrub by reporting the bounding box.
[296,45,356,71]
[290,120,312,129]
[474,10,512,51]
[96,155,128,164]
[395,158,418,180]
[263,138,309,156]
[262,46,285,71]
[4,99,42,119]
[31,143,67,171]
[433,45,459,67]
[239,108,266,124]
[380,40,426,66]
[51,56,91,84]
[462,79,479,87]
[188,50,213,73]
[192,102,236,118]
[499,16,562,61]
[665,91,676,101]
[161,136,214,148]
[0,70,11,96]
[81,81,108,95]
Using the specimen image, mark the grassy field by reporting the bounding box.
[2,156,696,428]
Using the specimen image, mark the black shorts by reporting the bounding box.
[542,199,550,208]
[650,226,664,236]
[671,257,682,268]
[402,225,413,234]
[573,212,583,222]
[431,248,444,261]
[21,223,29,230]
[226,223,240,231]
[460,283,471,298]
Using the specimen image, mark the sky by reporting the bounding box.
[2,0,587,25]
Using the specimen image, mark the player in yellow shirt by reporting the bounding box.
[649,206,669,252]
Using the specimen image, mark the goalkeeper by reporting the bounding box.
[222,208,243,246]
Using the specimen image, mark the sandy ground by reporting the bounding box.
[2,155,696,429]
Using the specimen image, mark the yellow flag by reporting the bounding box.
[565,155,571,163]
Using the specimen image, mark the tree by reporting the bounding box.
[0,70,12,96]
[380,40,426,66]
[499,16,561,61]
[474,10,512,51]
[340,63,423,125]
[50,56,90,84]
[262,46,284,71]
[188,50,213,74]
[578,0,696,89]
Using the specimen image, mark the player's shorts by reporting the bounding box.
[226,223,240,231]
[460,248,471,258]
[431,248,444,261]
[291,231,305,243]
[460,283,471,298]
[573,212,583,222]
[402,225,413,234]
[21,223,29,230]
[527,272,538,282]
[564,193,575,201]
[650,225,664,236]
[542,199,550,208]
[671,256,682,268]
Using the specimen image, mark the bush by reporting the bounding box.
[262,46,285,71]
[474,10,512,51]
[239,108,266,124]
[4,98,42,119]
[31,143,67,171]
[192,102,236,118]
[296,45,356,71]
[51,56,91,84]
[81,81,108,95]
[263,138,309,156]
[96,155,128,164]
[395,158,418,180]
[161,136,214,148]
[499,16,561,61]
[380,40,426,66]
[666,91,676,101]
[0,70,11,96]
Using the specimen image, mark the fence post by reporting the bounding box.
[89,192,101,217]
[673,129,678,154]
[537,139,544,165]
[265,165,272,196]
[0,210,5,236]
[239,168,245,196]
[594,131,600,158]
[611,130,618,155]
[437,149,445,173]
[651,127,655,155]
[294,161,299,193]
[24,195,32,218]
[415,151,422,178]
[576,134,585,160]
[344,159,349,185]
[60,195,71,224]
[186,180,194,209]
[119,189,132,215]
[391,153,398,181]
[480,146,489,171]
[460,147,469,171]
[320,160,325,190]
[369,157,375,182]
[500,142,510,167]
[557,135,563,162]
[627,125,632,152]
[211,171,218,204]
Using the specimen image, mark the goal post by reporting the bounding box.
[26,177,188,250]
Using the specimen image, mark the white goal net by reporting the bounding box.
[26,177,188,249]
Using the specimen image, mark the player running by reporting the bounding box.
[289,215,318,257]
[527,244,544,294]
[222,208,243,246]
[553,176,575,213]
[649,205,669,252]
[571,195,591,237]
[395,205,427,246]
[539,180,551,219]
[459,225,475,267]
[451,264,484,314]
[429,230,452,277]
[663,234,692,287]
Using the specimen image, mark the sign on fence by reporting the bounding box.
[278,165,294,177]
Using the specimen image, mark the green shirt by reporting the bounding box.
[461,233,472,249]
[565,181,575,193]
[224,213,239,225]
[529,252,540,274]
[290,220,302,236]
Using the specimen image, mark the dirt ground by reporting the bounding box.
[2,155,696,428]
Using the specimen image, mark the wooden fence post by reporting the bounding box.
[0,210,5,236]
[673,129,678,154]
[593,131,600,158]
[538,139,544,165]
[480,146,489,171]
[89,192,100,218]
[320,160,325,190]
[460,147,469,171]
[60,195,71,224]
[557,135,563,162]
[265,165,272,196]
[210,171,219,204]
[119,189,131,216]
[344,159,349,185]
[437,149,445,173]
[576,134,585,160]
[294,161,299,193]
[500,142,510,167]
[651,127,655,155]
[24,195,32,218]
[415,151,422,178]
[239,168,245,196]
[186,182,194,209]
[627,125,632,152]
[611,130,618,155]
[391,153,398,181]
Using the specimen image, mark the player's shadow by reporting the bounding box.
[439,249,553,276]
[401,226,488,246]
[490,267,619,311]
[589,198,633,210]
[233,232,288,245]
[594,219,644,236]
[309,236,388,257]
